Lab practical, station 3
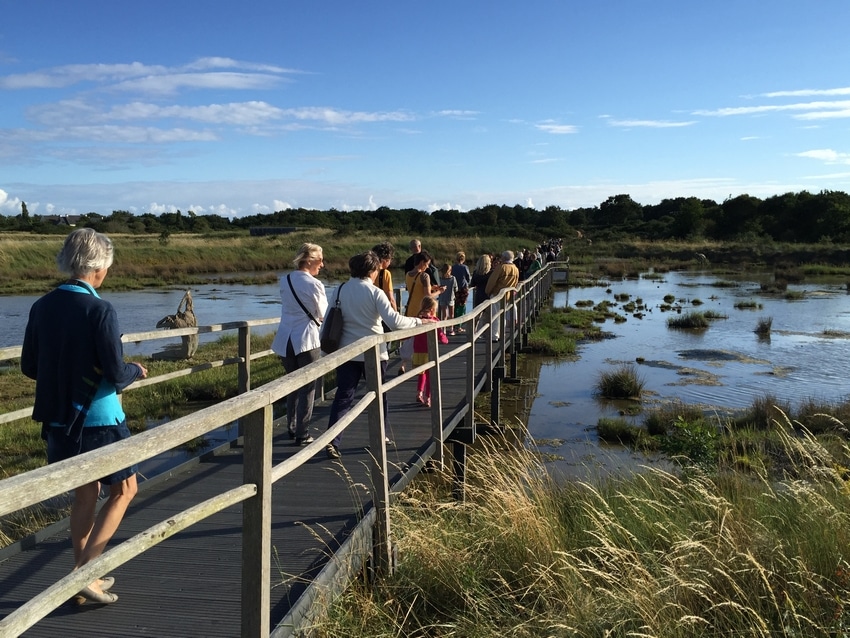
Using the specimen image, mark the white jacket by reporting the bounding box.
[271,270,328,356]
[326,276,420,361]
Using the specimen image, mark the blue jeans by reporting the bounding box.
[327,359,389,448]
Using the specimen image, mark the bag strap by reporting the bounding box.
[335,281,345,305]
[287,274,321,327]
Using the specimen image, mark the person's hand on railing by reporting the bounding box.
[134,362,148,379]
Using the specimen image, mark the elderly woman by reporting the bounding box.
[324,251,422,459]
[21,228,148,605]
[271,243,327,446]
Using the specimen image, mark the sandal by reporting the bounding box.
[416,392,425,404]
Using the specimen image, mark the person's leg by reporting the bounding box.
[280,344,299,436]
[75,475,137,573]
[416,372,426,401]
[70,482,100,568]
[292,348,320,439]
[327,361,363,449]
[424,369,431,403]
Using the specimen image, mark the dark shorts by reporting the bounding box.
[46,420,138,485]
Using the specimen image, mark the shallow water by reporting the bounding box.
[506,269,850,479]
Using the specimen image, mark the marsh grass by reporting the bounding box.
[596,364,645,399]
[525,307,604,356]
[755,316,773,336]
[313,422,850,637]
[0,231,543,295]
[667,311,710,329]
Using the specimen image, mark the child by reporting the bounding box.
[437,263,458,335]
[412,296,448,407]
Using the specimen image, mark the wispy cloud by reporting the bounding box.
[694,100,850,117]
[608,119,696,128]
[535,121,577,134]
[762,87,850,98]
[283,107,414,126]
[797,149,850,165]
[0,58,297,92]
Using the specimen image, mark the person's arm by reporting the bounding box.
[93,305,144,392]
[377,289,421,331]
[485,268,501,297]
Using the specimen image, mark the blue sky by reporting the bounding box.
[1,0,849,218]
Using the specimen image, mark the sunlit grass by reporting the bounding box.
[312,423,850,636]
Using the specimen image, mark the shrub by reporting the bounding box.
[755,316,773,336]
[667,311,709,329]
[596,364,646,399]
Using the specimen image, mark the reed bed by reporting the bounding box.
[313,421,850,637]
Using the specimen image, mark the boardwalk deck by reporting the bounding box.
[0,334,499,637]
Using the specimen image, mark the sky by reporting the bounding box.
[1,0,849,219]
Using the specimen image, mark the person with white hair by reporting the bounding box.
[21,228,148,605]
[484,250,520,341]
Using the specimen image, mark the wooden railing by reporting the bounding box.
[0,263,561,637]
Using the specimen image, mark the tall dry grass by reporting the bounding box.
[312,418,850,637]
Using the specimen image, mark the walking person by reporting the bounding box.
[437,263,458,335]
[413,297,448,407]
[485,250,520,341]
[21,228,148,605]
[271,243,327,445]
[398,251,443,375]
[324,251,422,459]
[451,251,471,331]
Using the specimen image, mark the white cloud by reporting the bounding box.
[608,119,696,128]
[273,200,292,211]
[794,109,850,120]
[695,100,850,117]
[535,122,577,134]
[796,149,850,165]
[283,107,414,126]
[762,87,850,98]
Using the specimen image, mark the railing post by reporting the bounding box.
[238,324,251,394]
[241,403,273,638]
[364,344,393,576]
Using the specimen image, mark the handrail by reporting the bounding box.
[0,262,564,637]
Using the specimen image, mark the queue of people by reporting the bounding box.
[19,230,550,611]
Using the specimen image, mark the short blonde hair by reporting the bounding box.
[455,251,465,263]
[292,243,323,270]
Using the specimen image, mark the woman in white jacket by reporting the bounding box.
[271,243,327,445]
[324,251,421,459]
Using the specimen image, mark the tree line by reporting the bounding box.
[4,189,850,244]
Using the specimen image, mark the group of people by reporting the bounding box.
[19,229,537,608]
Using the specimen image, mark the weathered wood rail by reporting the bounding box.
[0,263,562,637]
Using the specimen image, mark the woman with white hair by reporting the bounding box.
[21,228,148,605]
[271,242,327,446]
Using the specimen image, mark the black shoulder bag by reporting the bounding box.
[287,274,321,326]
[321,282,345,353]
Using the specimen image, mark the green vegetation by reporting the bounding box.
[311,427,850,636]
[595,364,645,399]
[667,311,710,329]
[734,300,763,309]
[524,307,604,356]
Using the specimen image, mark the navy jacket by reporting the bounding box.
[21,284,141,440]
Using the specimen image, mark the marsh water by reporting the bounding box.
[4,270,850,479]
[504,269,850,479]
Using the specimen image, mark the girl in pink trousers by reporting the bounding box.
[413,297,448,407]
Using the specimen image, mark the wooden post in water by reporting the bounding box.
[363,344,393,576]
[241,403,273,638]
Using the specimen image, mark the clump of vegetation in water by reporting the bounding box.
[596,417,655,450]
[667,311,710,329]
[734,300,763,309]
[525,307,603,356]
[663,293,676,303]
[596,364,645,399]
[755,316,773,336]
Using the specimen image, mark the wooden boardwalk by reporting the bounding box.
[0,334,498,637]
